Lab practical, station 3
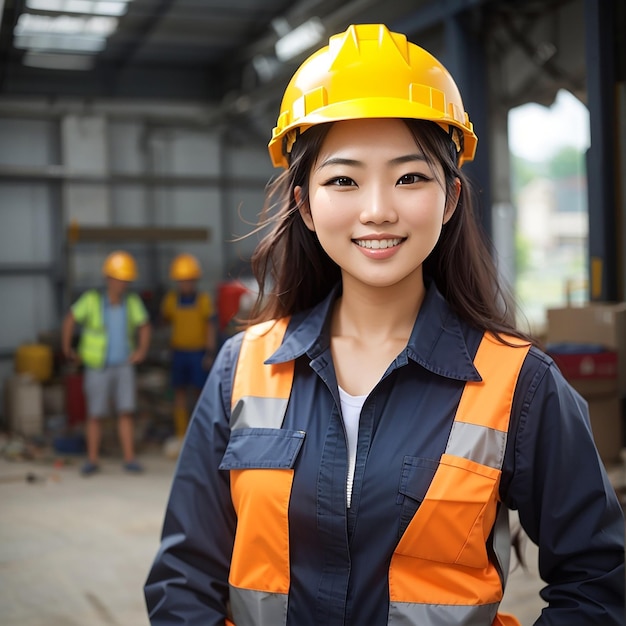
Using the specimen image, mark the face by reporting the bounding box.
[177,280,197,295]
[106,277,130,297]
[296,118,459,293]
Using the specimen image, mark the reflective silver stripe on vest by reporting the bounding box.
[388,600,498,625]
[445,421,507,469]
[231,396,289,431]
[230,585,288,626]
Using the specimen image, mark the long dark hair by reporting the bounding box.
[249,119,532,343]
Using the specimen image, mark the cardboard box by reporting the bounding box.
[546,303,626,462]
[546,302,626,349]
[546,303,626,395]
[549,350,619,396]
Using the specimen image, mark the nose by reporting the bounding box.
[359,183,398,224]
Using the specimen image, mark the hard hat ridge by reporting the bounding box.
[328,24,411,69]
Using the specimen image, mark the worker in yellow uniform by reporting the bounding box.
[161,253,217,442]
[62,250,151,476]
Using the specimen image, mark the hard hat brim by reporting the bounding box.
[269,98,477,169]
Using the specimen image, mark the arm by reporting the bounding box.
[130,322,151,364]
[160,291,174,326]
[144,337,239,625]
[503,354,624,625]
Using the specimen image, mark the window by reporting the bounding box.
[508,89,590,335]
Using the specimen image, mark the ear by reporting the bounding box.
[295,185,315,231]
[443,177,461,224]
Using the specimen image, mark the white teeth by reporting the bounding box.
[355,238,402,249]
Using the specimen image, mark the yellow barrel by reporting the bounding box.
[15,343,53,382]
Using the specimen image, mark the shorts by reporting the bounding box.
[171,349,208,390]
[83,363,136,418]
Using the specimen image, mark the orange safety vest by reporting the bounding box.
[226,317,530,626]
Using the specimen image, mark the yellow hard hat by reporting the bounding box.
[170,253,202,281]
[102,250,138,281]
[268,23,477,169]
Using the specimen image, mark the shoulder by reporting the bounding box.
[126,291,145,307]
[126,292,149,320]
[517,345,564,394]
[213,331,246,409]
[161,291,176,308]
[79,289,100,304]
[71,289,100,312]
[509,344,591,454]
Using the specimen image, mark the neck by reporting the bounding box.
[333,274,426,342]
[107,289,123,305]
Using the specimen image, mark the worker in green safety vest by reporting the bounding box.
[62,250,151,476]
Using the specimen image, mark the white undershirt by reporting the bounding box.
[338,386,367,508]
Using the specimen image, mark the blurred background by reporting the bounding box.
[0,1,624,624]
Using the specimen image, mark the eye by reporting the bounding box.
[397,173,430,185]
[324,176,357,187]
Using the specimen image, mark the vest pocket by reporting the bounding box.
[394,453,500,569]
[397,456,438,538]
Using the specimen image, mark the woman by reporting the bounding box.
[145,24,624,625]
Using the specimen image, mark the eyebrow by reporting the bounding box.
[315,153,427,172]
[389,153,428,166]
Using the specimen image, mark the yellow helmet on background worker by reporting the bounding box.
[268,23,477,169]
[170,253,202,281]
[102,250,138,281]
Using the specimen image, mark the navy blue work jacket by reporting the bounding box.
[145,283,625,625]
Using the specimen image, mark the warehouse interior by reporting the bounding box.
[1,0,625,624]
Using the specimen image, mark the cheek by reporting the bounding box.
[309,192,349,228]
[404,192,447,228]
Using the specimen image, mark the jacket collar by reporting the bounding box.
[267,282,481,382]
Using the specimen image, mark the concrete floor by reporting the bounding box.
[0,452,622,626]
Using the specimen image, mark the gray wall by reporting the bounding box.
[0,99,276,406]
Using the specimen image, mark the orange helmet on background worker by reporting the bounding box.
[268,23,477,169]
[169,253,202,281]
[102,250,138,282]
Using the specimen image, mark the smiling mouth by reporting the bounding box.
[353,238,404,250]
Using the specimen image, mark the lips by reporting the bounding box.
[353,237,404,250]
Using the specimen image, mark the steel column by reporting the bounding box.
[584,0,618,301]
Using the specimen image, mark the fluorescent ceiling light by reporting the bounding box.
[25,0,131,17]
[14,13,117,52]
[22,50,95,69]
[14,32,106,52]
[16,13,118,36]
[275,17,324,63]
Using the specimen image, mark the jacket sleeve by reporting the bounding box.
[502,352,625,625]
[144,335,241,625]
